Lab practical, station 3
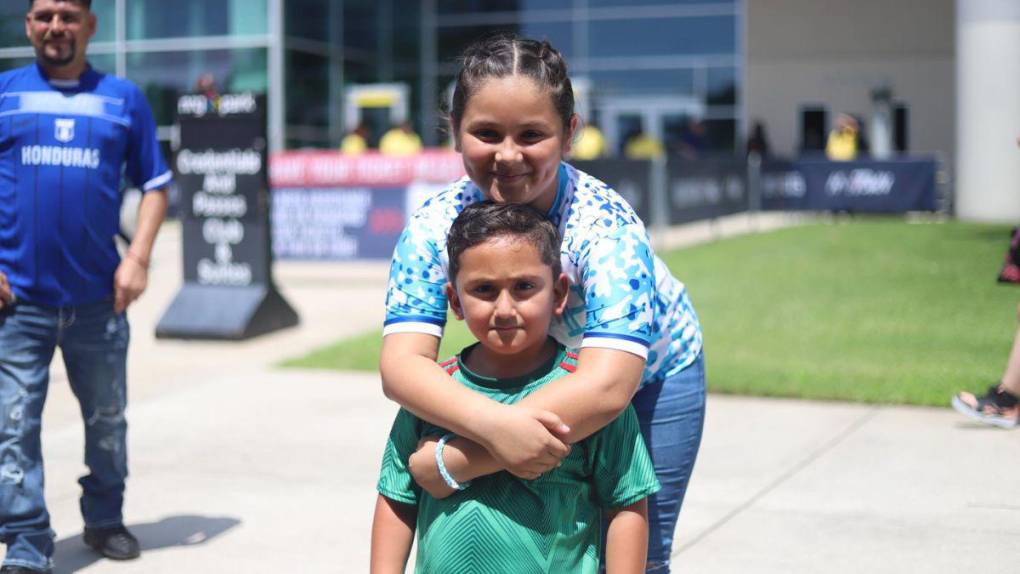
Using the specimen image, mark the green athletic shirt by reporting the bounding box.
[377,342,661,574]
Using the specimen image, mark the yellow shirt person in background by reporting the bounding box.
[826,113,859,161]
[340,122,370,155]
[624,130,664,159]
[572,124,606,160]
[379,121,423,156]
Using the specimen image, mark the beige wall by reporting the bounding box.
[745,0,955,157]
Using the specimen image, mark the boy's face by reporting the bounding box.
[446,236,568,359]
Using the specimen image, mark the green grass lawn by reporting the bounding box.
[282,218,1019,407]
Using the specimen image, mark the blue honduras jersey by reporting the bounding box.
[0,63,172,307]
[384,163,703,386]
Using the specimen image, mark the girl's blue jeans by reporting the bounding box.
[611,351,706,573]
[0,300,130,572]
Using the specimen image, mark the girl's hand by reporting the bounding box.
[408,437,456,499]
[479,405,571,479]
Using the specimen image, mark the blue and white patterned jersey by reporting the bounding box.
[0,63,172,307]
[384,163,703,385]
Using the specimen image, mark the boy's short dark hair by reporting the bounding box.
[447,202,561,283]
[28,0,91,8]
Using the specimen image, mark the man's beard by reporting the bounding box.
[37,43,76,68]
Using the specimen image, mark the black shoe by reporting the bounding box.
[952,384,1020,429]
[0,566,50,574]
[83,525,141,560]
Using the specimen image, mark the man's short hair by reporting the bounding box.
[447,202,562,283]
[28,0,92,9]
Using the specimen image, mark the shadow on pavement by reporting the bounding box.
[52,514,241,573]
[954,421,1019,431]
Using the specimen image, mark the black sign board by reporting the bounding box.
[667,158,749,224]
[157,93,298,339]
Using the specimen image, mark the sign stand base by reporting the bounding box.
[156,284,298,340]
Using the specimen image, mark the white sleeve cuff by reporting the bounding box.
[382,321,444,338]
[142,170,173,191]
[580,335,649,359]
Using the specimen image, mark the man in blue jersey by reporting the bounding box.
[0,1,172,572]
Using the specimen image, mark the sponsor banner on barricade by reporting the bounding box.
[265,153,938,262]
[760,159,809,211]
[796,158,937,213]
[667,158,748,224]
[270,150,464,188]
[271,187,410,260]
[571,159,653,225]
[269,151,460,260]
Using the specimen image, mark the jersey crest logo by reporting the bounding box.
[54,118,75,143]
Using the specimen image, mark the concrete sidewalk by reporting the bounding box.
[34,219,1020,573]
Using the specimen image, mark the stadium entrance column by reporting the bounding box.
[955,0,1020,222]
[156,92,299,340]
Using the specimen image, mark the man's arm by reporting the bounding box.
[603,498,649,574]
[113,188,167,314]
[0,271,13,310]
[370,495,417,574]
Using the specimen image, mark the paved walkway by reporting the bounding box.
[33,216,1020,573]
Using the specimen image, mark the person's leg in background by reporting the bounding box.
[0,303,59,572]
[952,303,1020,428]
[631,352,706,573]
[59,301,137,560]
[994,303,1020,398]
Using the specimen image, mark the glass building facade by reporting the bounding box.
[1,0,743,154]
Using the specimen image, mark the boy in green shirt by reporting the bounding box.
[371,202,661,573]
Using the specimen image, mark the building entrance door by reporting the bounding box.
[599,95,704,156]
[343,83,410,147]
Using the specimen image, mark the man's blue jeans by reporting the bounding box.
[0,300,130,571]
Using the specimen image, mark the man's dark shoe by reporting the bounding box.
[83,525,140,560]
[0,566,50,573]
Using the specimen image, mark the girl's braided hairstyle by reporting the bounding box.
[448,35,575,137]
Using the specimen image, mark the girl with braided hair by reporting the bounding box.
[377,35,706,572]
